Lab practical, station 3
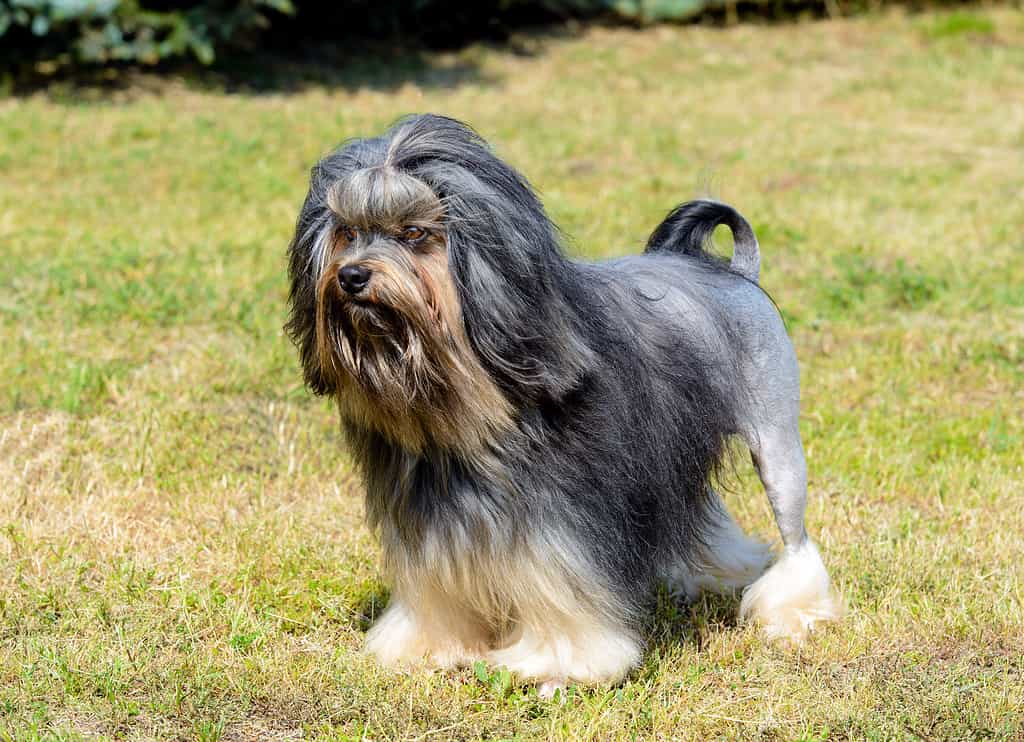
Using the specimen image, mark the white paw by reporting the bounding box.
[739,539,843,642]
[365,601,425,666]
[538,678,567,701]
[426,644,482,670]
[365,601,488,669]
[486,622,641,685]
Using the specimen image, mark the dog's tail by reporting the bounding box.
[644,200,760,283]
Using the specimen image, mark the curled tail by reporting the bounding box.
[644,199,760,283]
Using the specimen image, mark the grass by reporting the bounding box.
[1,6,1023,740]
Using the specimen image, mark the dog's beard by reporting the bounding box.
[314,262,513,453]
[316,277,435,408]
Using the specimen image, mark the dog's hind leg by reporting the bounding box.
[738,414,843,641]
[664,492,771,603]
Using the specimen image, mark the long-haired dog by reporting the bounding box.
[285,114,842,693]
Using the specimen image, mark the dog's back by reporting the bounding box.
[582,197,797,422]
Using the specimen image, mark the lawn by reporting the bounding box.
[1,6,1023,740]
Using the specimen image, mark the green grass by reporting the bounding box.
[2,6,1023,740]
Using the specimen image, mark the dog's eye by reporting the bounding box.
[400,226,427,243]
[338,225,357,243]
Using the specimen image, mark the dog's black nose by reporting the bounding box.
[339,264,371,295]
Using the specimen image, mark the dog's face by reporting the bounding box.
[309,165,511,452]
[286,115,594,452]
[315,168,452,401]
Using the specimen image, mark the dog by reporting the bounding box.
[285,114,842,694]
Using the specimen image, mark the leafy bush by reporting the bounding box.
[0,0,292,71]
[554,0,727,22]
[274,0,737,51]
[0,0,981,76]
[0,0,765,75]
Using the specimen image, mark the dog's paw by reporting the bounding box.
[365,601,487,670]
[538,678,567,701]
[365,601,425,666]
[739,539,843,642]
[426,644,483,670]
[486,622,641,686]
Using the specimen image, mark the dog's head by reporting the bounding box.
[285,115,592,452]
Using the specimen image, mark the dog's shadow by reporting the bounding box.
[351,586,391,633]
[645,587,744,657]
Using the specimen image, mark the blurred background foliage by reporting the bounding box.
[1,0,290,69]
[0,0,1003,78]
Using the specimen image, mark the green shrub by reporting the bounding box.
[556,0,726,22]
[1,0,990,76]
[0,0,293,70]
[0,0,756,75]
[275,0,735,51]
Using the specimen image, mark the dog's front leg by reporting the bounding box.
[486,614,641,696]
[365,592,490,670]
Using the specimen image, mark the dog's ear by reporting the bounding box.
[286,137,390,395]
[444,192,594,404]
[285,174,333,396]
[390,115,593,404]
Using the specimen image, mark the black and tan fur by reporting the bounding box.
[285,114,841,692]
